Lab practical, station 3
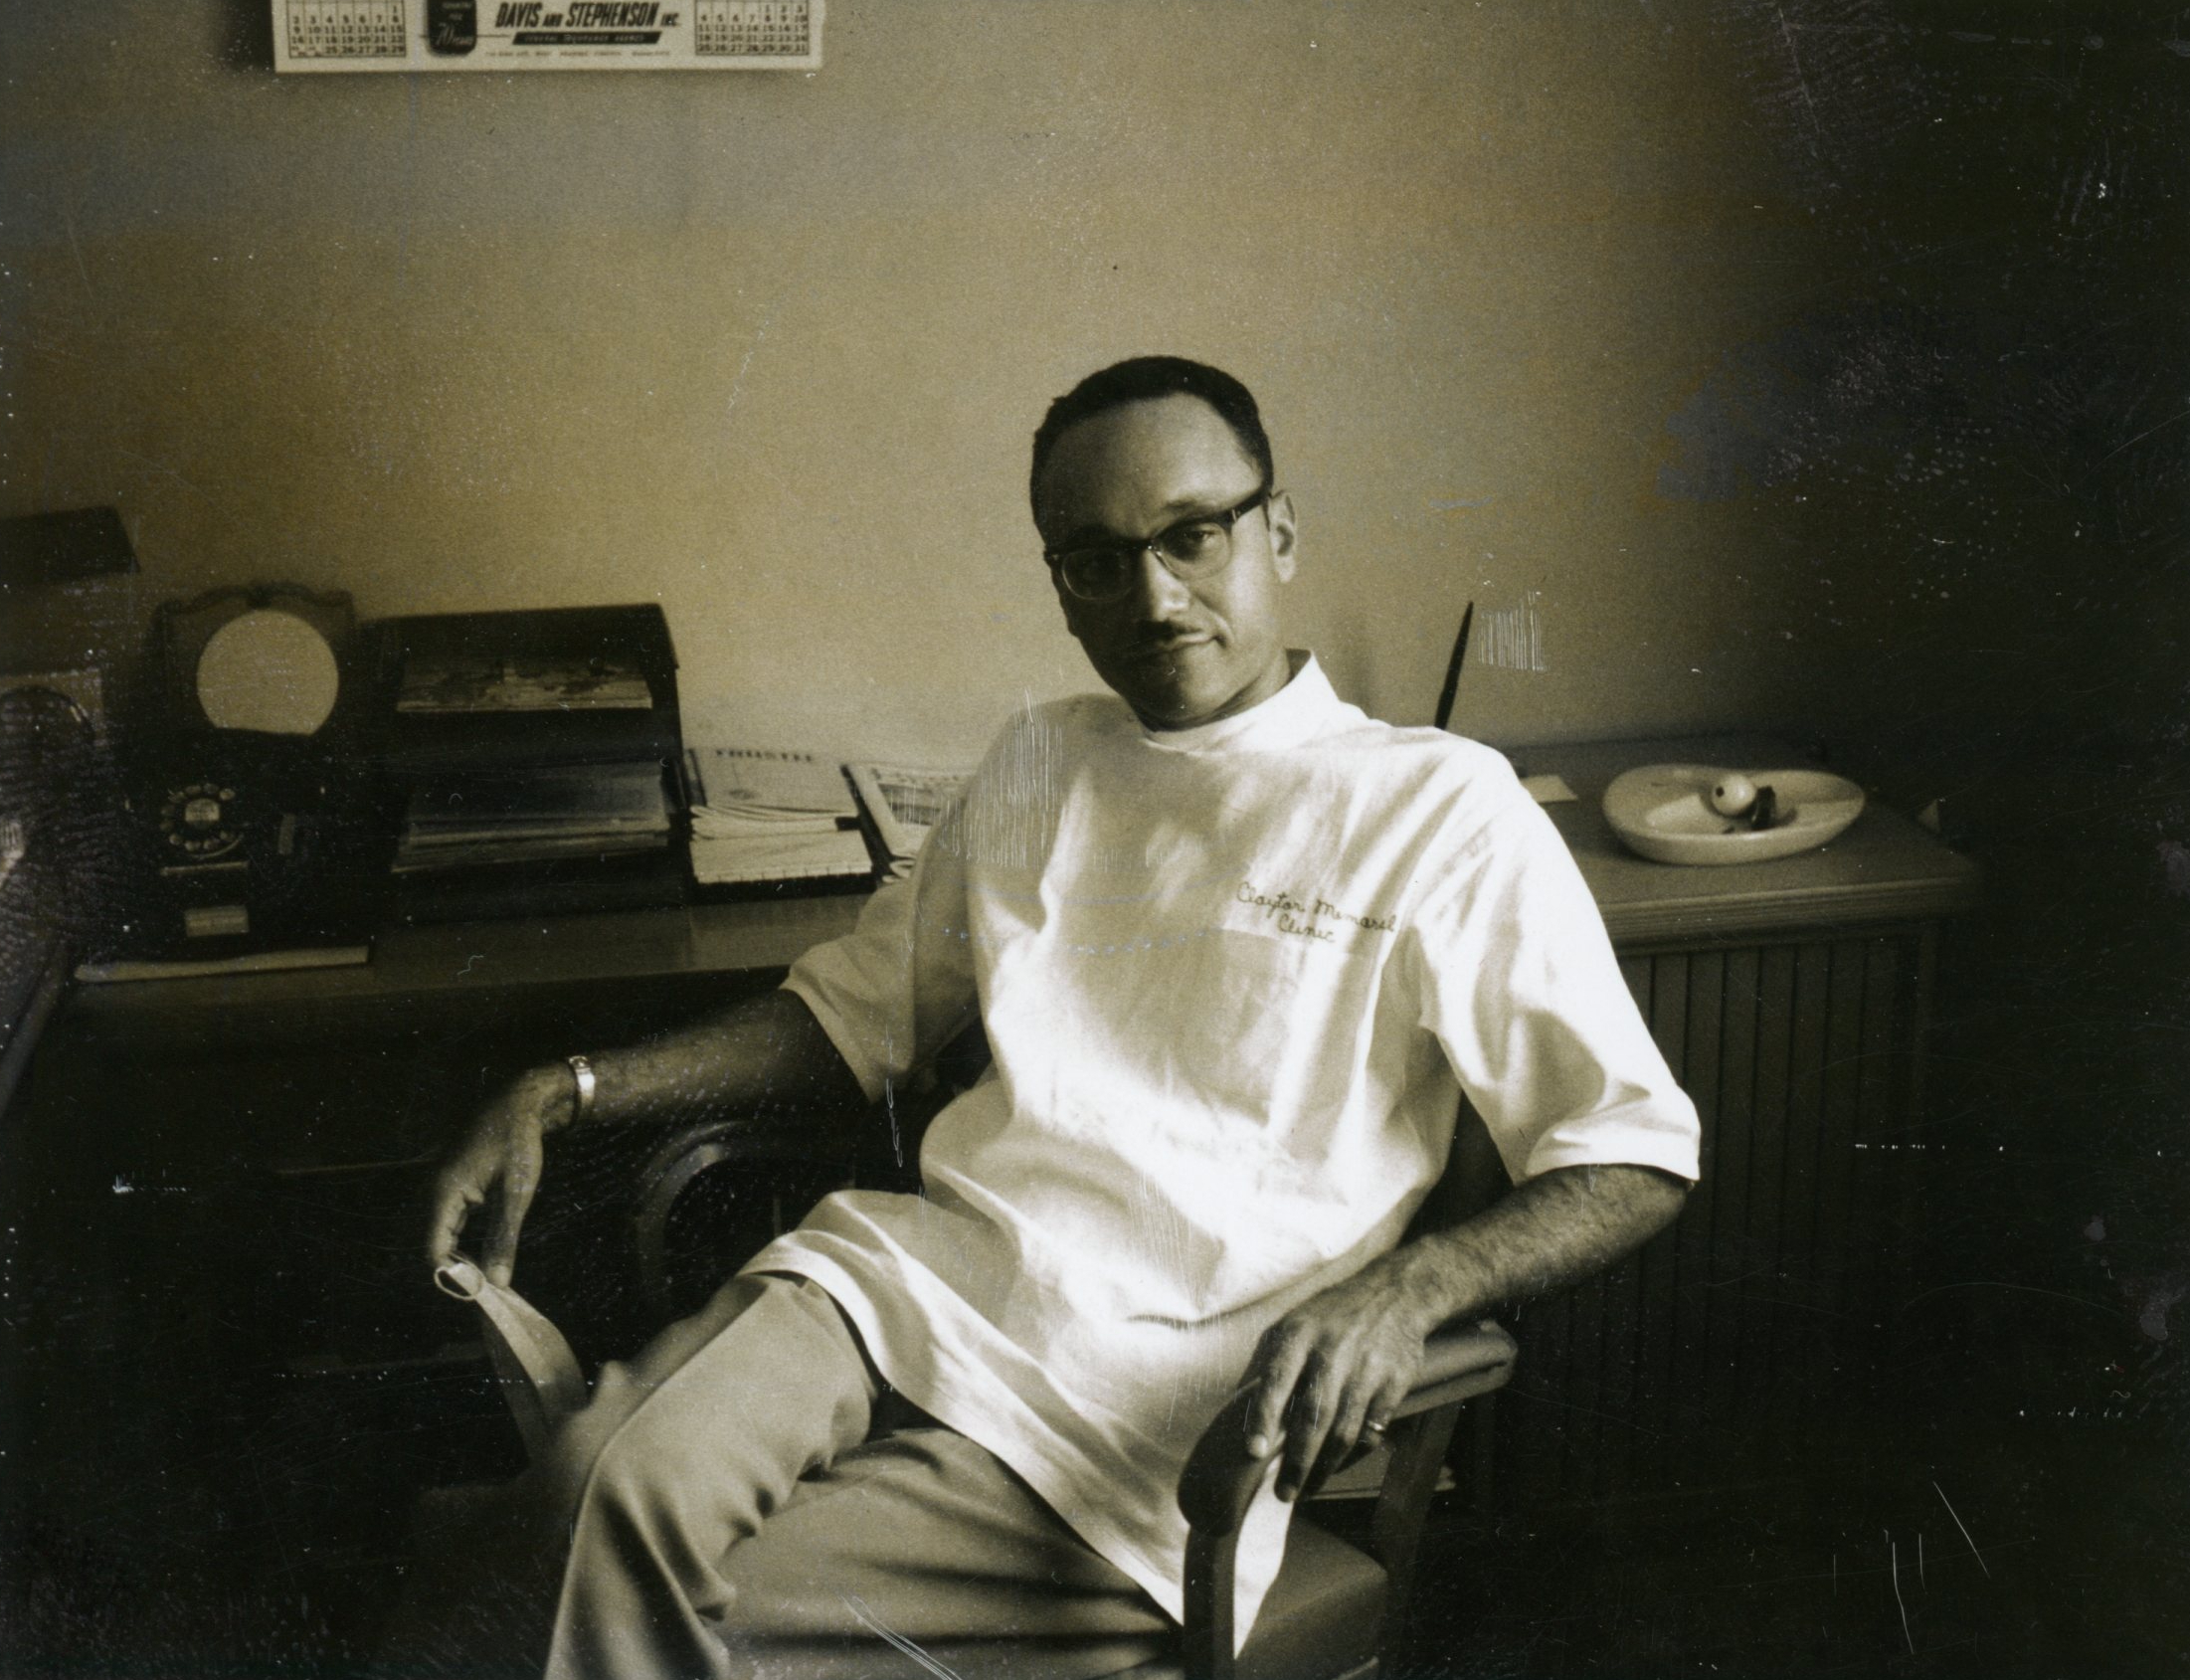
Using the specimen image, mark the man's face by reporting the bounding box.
[1033,394,1298,731]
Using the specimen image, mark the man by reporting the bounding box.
[414,356,1700,1679]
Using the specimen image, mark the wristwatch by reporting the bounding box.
[565,1054,597,1126]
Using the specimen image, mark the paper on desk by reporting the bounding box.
[847,763,972,880]
[77,945,372,985]
[1522,773,1578,805]
[688,827,873,887]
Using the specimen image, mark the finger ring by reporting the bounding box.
[1361,1418,1387,1439]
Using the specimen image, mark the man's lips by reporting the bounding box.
[1119,632,1214,662]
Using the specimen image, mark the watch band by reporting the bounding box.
[565,1053,597,1126]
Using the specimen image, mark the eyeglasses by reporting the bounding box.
[1043,488,1272,605]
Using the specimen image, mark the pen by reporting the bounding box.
[1434,601,1475,733]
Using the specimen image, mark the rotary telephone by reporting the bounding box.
[119,584,390,955]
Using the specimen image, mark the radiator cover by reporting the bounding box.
[1492,927,1934,1509]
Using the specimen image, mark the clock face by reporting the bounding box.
[158,780,246,861]
[195,609,341,736]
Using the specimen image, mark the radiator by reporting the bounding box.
[1491,929,1931,1509]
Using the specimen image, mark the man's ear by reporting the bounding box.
[1265,490,1299,583]
[1047,564,1083,630]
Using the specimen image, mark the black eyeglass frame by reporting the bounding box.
[1043,487,1274,604]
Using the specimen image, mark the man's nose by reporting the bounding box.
[1122,546,1192,618]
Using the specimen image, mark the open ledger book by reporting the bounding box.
[681,747,972,889]
[683,747,871,886]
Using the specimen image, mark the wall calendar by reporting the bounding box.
[273,0,822,73]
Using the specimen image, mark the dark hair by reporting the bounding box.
[1028,356,1274,512]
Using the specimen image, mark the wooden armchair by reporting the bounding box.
[441,1083,1518,1678]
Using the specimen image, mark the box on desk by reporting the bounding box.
[372,605,689,923]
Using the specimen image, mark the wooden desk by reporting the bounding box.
[58,892,867,1051]
[54,734,1974,1044]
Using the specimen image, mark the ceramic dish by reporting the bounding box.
[1602,763,1866,866]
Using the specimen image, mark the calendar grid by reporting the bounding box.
[694,0,812,58]
[284,0,409,58]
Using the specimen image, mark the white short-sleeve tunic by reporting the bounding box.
[747,655,1701,1645]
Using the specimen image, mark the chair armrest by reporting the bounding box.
[1391,1318,1518,1418]
[434,1258,589,1461]
[1177,1320,1515,1680]
[1178,1320,1516,1538]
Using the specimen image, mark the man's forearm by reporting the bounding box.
[1380,1163,1690,1329]
[431,991,870,1283]
[552,990,868,1135]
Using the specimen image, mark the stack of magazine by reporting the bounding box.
[376,607,686,923]
[395,762,672,874]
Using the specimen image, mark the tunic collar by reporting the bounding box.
[1134,651,1341,755]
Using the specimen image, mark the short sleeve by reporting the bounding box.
[1401,798,1702,1187]
[782,813,981,1105]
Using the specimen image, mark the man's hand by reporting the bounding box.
[426,1063,574,1287]
[1237,1163,1689,1502]
[1241,1253,1434,1503]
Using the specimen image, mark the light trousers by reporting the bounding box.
[380,1271,1172,1680]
